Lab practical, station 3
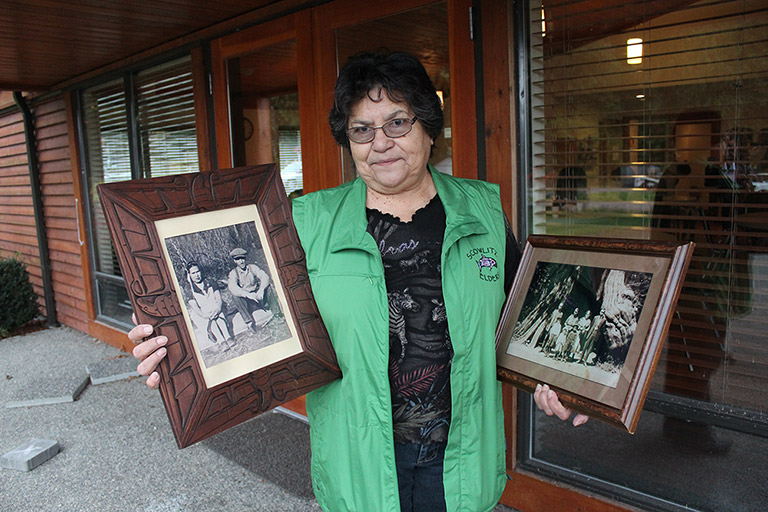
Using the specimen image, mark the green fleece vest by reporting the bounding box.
[292,167,507,512]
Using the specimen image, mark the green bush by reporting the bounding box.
[0,256,40,337]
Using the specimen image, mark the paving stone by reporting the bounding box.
[86,356,139,385]
[4,369,89,408]
[1,439,60,471]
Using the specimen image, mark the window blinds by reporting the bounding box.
[136,57,199,178]
[81,56,198,326]
[527,0,768,414]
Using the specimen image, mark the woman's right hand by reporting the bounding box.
[129,314,168,389]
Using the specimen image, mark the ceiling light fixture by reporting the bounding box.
[627,38,643,65]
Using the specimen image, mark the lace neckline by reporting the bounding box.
[366,193,441,225]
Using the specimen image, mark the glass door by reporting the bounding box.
[312,0,478,186]
[211,14,316,196]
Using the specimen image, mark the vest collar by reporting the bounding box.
[430,164,488,248]
[328,165,488,253]
[328,177,373,253]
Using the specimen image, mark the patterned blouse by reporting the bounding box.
[367,195,452,445]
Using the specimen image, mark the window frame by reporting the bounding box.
[509,0,768,510]
[76,52,203,330]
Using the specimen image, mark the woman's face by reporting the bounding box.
[188,266,202,283]
[348,90,433,196]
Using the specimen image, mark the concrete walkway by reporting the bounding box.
[0,326,517,512]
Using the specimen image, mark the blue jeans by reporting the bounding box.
[394,441,447,512]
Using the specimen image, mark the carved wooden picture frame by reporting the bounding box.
[496,235,694,433]
[98,164,340,447]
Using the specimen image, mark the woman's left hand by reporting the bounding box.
[533,383,589,426]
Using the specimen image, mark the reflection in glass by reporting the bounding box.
[532,408,762,512]
[524,0,768,509]
[227,40,303,196]
[82,56,198,327]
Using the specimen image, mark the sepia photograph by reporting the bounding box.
[505,262,653,388]
[97,164,340,447]
[156,204,305,390]
[496,235,694,432]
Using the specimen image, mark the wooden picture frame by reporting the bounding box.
[97,164,340,448]
[495,235,694,433]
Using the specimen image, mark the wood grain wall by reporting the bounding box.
[0,108,42,309]
[0,96,88,332]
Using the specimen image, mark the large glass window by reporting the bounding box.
[520,1,767,510]
[82,56,199,328]
[226,39,304,196]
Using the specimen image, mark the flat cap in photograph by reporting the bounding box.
[229,248,247,258]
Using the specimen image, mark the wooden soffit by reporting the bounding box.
[0,0,312,91]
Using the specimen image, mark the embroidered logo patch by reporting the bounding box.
[466,247,500,282]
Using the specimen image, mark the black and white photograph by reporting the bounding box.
[505,261,653,388]
[164,220,293,370]
[98,165,339,446]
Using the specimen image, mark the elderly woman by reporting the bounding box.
[131,51,585,512]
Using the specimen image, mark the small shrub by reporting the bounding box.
[0,256,40,337]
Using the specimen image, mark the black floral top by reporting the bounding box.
[367,195,452,445]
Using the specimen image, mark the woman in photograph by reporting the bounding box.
[185,262,233,349]
[130,51,586,512]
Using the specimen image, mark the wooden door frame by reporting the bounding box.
[210,14,299,170]
[209,11,325,193]
[311,0,479,189]
[66,91,135,351]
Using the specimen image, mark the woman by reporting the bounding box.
[185,261,232,348]
[131,51,585,512]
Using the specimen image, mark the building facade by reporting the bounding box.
[1,1,765,510]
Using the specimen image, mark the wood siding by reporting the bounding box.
[0,107,42,311]
[0,97,88,332]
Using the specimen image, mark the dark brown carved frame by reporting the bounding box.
[98,164,340,448]
[495,236,694,433]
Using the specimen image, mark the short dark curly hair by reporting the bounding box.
[328,52,444,150]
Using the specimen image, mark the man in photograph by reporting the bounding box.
[227,247,273,333]
[541,303,564,355]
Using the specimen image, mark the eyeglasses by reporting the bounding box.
[346,116,418,144]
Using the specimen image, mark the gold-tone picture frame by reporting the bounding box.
[496,235,694,433]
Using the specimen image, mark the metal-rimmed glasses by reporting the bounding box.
[346,116,418,144]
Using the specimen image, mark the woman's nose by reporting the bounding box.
[371,128,393,151]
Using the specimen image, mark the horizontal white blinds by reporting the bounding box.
[528,0,768,413]
[82,79,129,277]
[136,57,199,178]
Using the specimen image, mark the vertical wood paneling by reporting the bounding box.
[446,0,478,179]
[0,97,90,331]
[0,107,44,316]
[480,0,517,229]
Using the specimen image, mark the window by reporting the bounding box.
[81,56,199,328]
[277,126,303,196]
[519,1,768,510]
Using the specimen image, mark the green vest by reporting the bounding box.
[292,167,507,512]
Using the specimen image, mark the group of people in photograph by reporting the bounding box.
[533,305,602,365]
